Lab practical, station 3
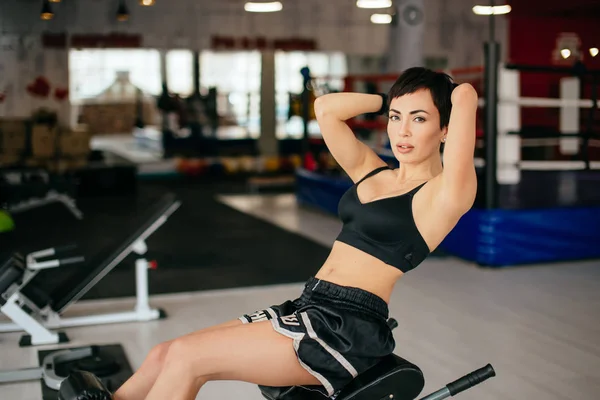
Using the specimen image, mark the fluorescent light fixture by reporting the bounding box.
[560,49,571,59]
[590,48,599,58]
[472,5,512,15]
[371,14,393,24]
[244,2,283,12]
[357,0,393,9]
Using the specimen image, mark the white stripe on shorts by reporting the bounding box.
[266,310,335,396]
[300,312,358,378]
[293,340,336,396]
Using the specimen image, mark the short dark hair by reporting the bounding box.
[387,67,455,129]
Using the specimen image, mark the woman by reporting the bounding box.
[113,67,479,400]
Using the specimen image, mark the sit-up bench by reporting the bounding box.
[0,193,181,346]
[258,356,494,400]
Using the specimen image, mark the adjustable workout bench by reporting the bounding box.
[258,355,494,400]
[0,193,181,346]
[0,167,83,220]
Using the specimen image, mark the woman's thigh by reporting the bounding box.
[167,319,320,388]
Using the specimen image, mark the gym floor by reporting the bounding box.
[1,189,599,400]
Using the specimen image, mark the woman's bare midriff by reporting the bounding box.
[314,241,404,304]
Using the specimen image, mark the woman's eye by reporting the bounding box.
[389,115,399,121]
[414,116,425,122]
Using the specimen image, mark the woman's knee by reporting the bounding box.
[164,337,191,364]
[144,341,172,368]
[163,336,208,377]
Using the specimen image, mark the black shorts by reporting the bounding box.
[239,277,396,397]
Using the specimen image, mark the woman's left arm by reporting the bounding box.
[440,83,479,212]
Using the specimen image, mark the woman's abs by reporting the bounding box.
[314,241,404,303]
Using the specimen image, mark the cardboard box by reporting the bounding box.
[0,153,21,167]
[45,157,88,173]
[24,157,46,168]
[0,118,28,154]
[59,126,91,157]
[79,102,158,134]
[31,124,58,158]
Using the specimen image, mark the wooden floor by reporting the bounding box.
[1,193,599,400]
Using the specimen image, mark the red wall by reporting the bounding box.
[509,16,600,95]
[508,10,600,134]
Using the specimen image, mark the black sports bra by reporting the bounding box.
[336,166,430,273]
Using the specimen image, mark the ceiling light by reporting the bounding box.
[49,0,61,3]
[41,0,54,20]
[472,5,511,15]
[371,14,393,24]
[357,0,393,9]
[560,49,571,59]
[244,2,283,12]
[117,0,130,21]
[140,0,156,5]
[590,48,599,58]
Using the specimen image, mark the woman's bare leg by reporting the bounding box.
[144,320,321,400]
[113,318,243,400]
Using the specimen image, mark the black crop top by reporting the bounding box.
[336,166,431,273]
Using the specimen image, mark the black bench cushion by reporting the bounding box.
[49,193,180,313]
[0,253,25,301]
[259,353,424,400]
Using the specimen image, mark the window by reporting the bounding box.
[69,49,161,102]
[200,51,262,137]
[166,50,194,96]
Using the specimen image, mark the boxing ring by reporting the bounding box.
[295,64,600,267]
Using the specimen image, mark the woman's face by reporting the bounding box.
[387,89,447,164]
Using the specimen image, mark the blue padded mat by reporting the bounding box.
[296,168,351,216]
[440,207,600,266]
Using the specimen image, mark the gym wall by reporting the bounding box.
[0,0,509,124]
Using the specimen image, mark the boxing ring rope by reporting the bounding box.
[492,63,600,184]
[473,159,600,170]
[499,97,599,108]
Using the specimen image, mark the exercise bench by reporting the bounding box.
[0,193,181,346]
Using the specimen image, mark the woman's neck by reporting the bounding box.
[394,155,443,184]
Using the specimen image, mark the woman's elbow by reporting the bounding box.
[314,96,330,119]
[451,84,478,105]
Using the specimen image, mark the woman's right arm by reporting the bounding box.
[314,93,388,182]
